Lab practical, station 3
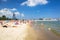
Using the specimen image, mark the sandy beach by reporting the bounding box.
[0,20,38,40]
[0,20,60,40]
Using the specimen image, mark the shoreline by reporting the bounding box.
[34,20,58,21]
[51,29,60,37]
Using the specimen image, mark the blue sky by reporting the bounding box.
[0,0,60,19]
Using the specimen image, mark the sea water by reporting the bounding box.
[33,21,60,33]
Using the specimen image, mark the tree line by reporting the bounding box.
[0,15,13,20]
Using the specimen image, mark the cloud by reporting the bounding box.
[14,12,25,17]
[21,0,48,7]
[14,12,20,15]
[0,8,24,19]
[0,8,13,18]
[10,8,17,11]
[21,13,25,17]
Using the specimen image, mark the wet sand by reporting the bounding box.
[34,24,60,40]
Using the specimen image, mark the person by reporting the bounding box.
[41,23,44,27]
[0,21,3,25]
[3,25,7,28]
[15,21,19,25]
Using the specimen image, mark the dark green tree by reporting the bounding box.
[2,15,6,20]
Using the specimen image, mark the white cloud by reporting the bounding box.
[10,8,17,11]
[14,12,20,15]
[14,12,25,17]
[21,13,24,17]
[0,8,13,18]
[21,0,48,7]
[0,8,24,19]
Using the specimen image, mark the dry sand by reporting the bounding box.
[0,23,38,40]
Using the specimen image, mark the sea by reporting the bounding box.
[32,21,60,33]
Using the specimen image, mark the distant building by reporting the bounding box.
[43,18,57,21]
[13,13,16,20]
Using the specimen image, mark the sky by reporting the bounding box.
[0,0,60,19]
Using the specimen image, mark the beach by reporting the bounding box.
[0,20,38,40]
[0,20,60,40]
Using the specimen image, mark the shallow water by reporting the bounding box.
[33,21,60,33]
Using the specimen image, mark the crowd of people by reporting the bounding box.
[0,20,33,28]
